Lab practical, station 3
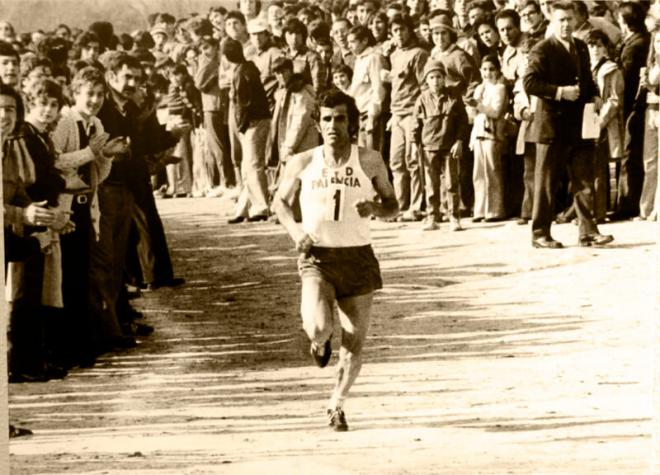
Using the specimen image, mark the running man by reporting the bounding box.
[272,89,398,431]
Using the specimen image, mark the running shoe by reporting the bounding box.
[310,338,332,368]
[327,408,349,432]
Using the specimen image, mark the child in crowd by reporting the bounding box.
[8,77,69,381]
[412,59,468,231]
[332,63,352,94]
[585,30,624,223]
[469,53,507,222]
[164,63,201,197]
[52,66,126,368]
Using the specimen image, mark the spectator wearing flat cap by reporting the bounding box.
[222,37,272,224]
[430,12,479,101]
[248,17,284,113]
[429,11,479,216]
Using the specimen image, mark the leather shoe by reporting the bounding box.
[146,277,185,290]
[247,214,268,222]
[227,216,246,224]
[579,233,614,247]
[103,335,137,350]
[532,236,563,249]
[516,218,529,225]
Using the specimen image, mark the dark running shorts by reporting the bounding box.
[298,245,383,299]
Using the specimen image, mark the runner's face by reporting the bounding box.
[319,105,350,147]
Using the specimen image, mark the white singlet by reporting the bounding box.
[299,145,375,247]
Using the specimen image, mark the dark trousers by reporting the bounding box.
[130,182,174,286]
[424,149,460,220]
[204,110,236,188]
[520,143,536,219]
[616,109,645,217]
[60,196,97,362]
[8,247,46,375]
[503,143,524,218]
[532,141,598,239]
[459,147,474,215]
[91,183,132,340]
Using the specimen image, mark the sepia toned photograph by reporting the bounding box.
[1,0,659,473]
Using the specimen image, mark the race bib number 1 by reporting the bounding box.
[326,186,345,221]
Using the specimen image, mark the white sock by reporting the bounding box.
[328,394,345,411]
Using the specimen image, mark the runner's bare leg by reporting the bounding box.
[300,277,335,351]
[328,292,373,409]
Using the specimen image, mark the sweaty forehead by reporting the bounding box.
[319,105,348,117]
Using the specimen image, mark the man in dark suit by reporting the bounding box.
[613,2,650,220]
[523,1,613,249]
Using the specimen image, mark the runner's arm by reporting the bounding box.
[272,152,314,251]
[356,149,399,219]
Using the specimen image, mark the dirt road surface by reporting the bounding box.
[8,196,658,474]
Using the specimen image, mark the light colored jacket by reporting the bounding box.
[194,53,222,111]
[470,79,508,146]
[268,78,319,164]
[52,106,113,239]
[349,46,387,118]
[595,59,624,159]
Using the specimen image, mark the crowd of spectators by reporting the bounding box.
[2,0,659,383]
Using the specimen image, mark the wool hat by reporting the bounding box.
[422,59,446,80]
[429,15,456,33]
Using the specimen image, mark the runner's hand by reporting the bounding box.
[355,199,375,217]
[295,233,315,253]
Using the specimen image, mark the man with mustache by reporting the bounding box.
[94,52,187,349]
